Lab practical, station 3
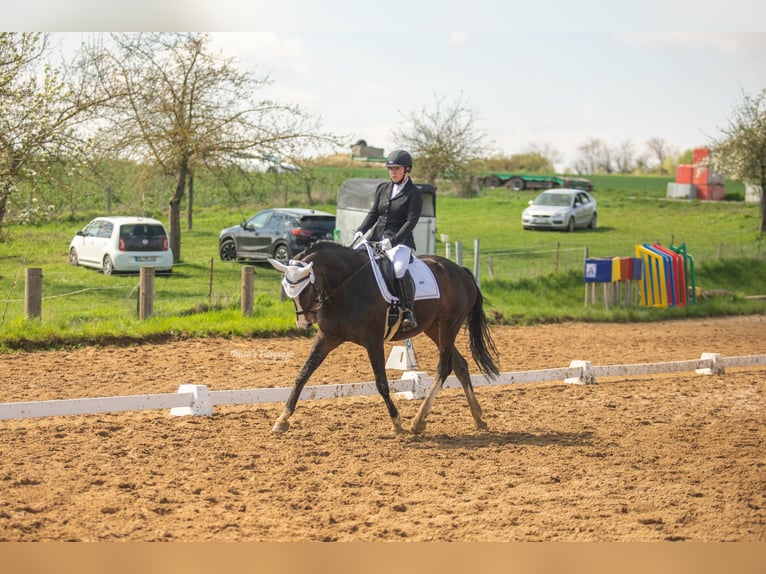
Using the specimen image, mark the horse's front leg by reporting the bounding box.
[365,340,405,435]
[272,332,338,433]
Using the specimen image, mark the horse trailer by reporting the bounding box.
[334,178,437,255]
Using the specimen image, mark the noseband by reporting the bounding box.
[293,281,324,319]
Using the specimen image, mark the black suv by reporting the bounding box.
[218,208,336,263]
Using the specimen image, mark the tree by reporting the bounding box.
[646,137,671,175]
[525,142,563,171]
[0,33,94,234]
[712,87,766,232]
[392,93,491,195]
[483,152,553,173]
[573,137,611,174]
[614,139,636,174]
[80,33,335,261]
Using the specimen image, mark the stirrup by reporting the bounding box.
[401,310,417,331]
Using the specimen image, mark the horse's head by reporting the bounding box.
[269,258,319,329]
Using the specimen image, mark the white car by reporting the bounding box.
[69,216,174,275]
[522,189,598,231]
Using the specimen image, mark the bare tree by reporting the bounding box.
[574,137,611,174]
[614,139,636,174]
[80,33,335,261]
[646,137,671,174]
[711,87,766,231]
[392,93,491,195]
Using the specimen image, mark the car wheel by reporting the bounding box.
[508,177,525,191]
[273,243,291,264]
[588,213,597,229]
[567,217,576,232]
[103,255,114,276]
[219,239,237,261]
[69,248,79,266]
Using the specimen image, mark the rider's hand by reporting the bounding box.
[353,231,364,242]
[381,238,392,251]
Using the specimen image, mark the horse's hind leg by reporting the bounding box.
[411,339,452,435]
[411,375,444,435]
[411,344,487,435]
[452,347,488,430]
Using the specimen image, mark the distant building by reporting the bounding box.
[351,140,385,162]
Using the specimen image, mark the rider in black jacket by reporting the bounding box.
[355,150,423,330]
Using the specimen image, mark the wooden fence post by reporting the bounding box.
[139,267,155,320]
[241,265,254,316]
[24,268,43,319]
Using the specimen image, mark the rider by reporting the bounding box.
[354,149,423,331]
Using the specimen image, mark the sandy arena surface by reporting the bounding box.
[0,315,764,541]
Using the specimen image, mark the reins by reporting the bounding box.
[294,247,378,318]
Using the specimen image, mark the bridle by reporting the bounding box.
[283,252,377,322]
[293,280,324,320]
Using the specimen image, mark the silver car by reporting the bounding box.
[522,189,597,231]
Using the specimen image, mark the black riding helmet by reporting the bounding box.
[386,149,413,170]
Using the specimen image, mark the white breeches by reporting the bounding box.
[385,245,412,279]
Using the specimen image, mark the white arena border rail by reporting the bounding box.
[1,352,764,421]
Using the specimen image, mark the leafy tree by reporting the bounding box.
[482,152,553,173]
[392,93,491,195]
[0,33,94,234]
[525,142,563,172]
[79,32,336,261]
[712,87,766,231]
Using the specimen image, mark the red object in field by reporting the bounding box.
[693,165,709,184]
[620,257,633,281]
[696,183,725,201]
[676,165,693,184]
[693,148,709,165]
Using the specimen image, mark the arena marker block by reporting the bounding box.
[386,338,418,370]
[395,371,431,399]
[564,360,597,385]
[696,353,725,376]
[170,384,214,416]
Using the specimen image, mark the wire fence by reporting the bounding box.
[442,232,764,284]
[1,230,764,326]
[0,257,263,326]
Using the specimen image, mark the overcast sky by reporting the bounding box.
[17,1,766,171]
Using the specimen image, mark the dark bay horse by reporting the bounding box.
[269,241,499,435]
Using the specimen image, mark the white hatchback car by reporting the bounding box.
[69,216,174,275]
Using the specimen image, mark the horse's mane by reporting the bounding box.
[300,240,355,258]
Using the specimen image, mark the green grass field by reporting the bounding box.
[0,173,764,350]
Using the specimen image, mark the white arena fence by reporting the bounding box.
[1,352,764,421]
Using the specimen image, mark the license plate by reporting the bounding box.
[135,256,156,262]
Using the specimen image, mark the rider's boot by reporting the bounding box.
[397,272,417,331]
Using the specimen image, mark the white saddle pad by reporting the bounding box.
[361,243,440,304]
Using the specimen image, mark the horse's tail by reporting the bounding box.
[465,273,500,378]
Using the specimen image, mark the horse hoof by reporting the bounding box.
[272,421,289,433]
[476,420,489,431]
[411,422,426,435]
